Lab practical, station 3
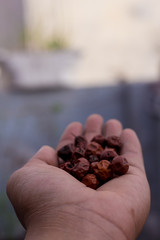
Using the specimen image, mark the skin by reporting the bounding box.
[7,114,151,240]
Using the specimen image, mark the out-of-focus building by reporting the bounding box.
[25,0,160,85]
[1,0,160,89]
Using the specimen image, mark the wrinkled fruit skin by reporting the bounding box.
[58,134,129,189]
[88,155,99,163]
[91,135,107,148]
[106,136,122,152]
[57,143,74,161]
[59,161,73,174]
[72,158,90,180]
[72,147,85,160]
[100,148,117,161]
[85,142,103,157]
[111,156,129,176]
[91,160,112,181]
[81,174,99,189]
[75,136,87,149]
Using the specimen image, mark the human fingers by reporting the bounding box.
[83,114,104,142]
[104,119,123,137]
[120,128,145,173]
[104,120,144,173]
[57,122,83,150]
[97,124,146,192]
[98,128,150,236]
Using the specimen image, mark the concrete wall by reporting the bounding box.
[0,0,25,49]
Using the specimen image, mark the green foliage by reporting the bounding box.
[51,102,64,114]
[46,35,68,50]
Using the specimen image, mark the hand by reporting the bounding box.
[7,114,150,240]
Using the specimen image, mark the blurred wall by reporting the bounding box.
[0,0,25,50]
[24,0,160,84]
[25,0,160,48]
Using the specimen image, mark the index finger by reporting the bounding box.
[56,122,83,150]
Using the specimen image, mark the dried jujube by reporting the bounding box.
[57,143,74,161]
[85,142,103,157]
[100,148,117,161]
[81,174,99,189]
[72,147,85,160]
[57,134,129,189]
[59,161,73,174]
[72,157,90,180]
[106,136,122,152]
[88,155,99,163]
[111,156,129,176]
[91,135,107,148]
[75,136,87,149]
[90,160,112,181]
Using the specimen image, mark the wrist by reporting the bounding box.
[24,208,128,240]
[25,224,127,240]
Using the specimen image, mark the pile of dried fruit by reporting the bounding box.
[57,135,129,189]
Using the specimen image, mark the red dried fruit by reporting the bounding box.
[72,147,85,160]
[90,160,111,181]
[111,156,129,176]
[82,174,99,189]
[100,148,117,161]
[88,155,99,163]
[59,161,73,174]
[72,158,90,180]
[106,136,122,152]
[85,142,103,157]
[57,143,74,161]
[75,136,87,149]
[91,135,107,148]
[58,132,129,189]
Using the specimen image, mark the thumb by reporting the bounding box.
[27,145,58,167]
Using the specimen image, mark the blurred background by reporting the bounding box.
[0,0,160,239]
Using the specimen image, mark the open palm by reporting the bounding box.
[7,114,150,240]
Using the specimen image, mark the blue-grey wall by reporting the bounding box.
[0,0,25,49]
